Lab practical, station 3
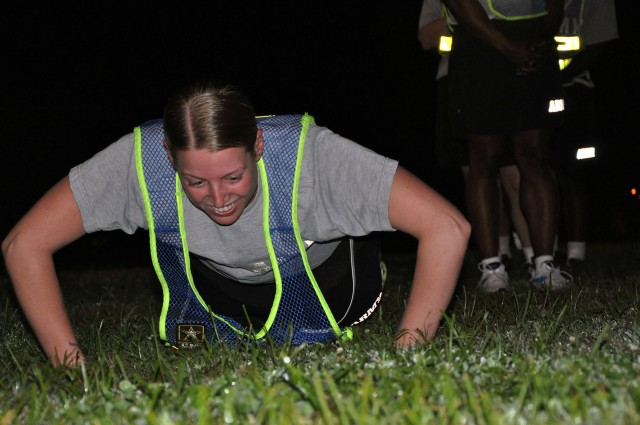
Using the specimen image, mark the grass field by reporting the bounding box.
[2,241,640,424]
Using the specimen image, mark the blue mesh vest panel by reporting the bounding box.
[137,115,342,347]
[258,115,336,344]
[138,119,242,347]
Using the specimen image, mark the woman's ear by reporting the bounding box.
[163,140,176,169]
[254,129,265,161]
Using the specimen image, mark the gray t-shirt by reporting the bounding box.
[69,123,398,283]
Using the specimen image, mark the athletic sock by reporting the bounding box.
[481,256,502,268]
[512,231,523,250]
[523,246,534,264]
[567,241,586,261]
[499,235,512,259]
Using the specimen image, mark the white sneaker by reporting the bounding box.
[477,262,510,293]
[529,260,572,291]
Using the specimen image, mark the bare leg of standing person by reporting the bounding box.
[497,177,513,269]
[555,159,588,274]
[499,165,534,275]
[513,128,571,290]
[466,134,510,293]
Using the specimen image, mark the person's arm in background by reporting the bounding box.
[442,0,540,72]
[441,0,509,51]
[2,176,87,367]
[417,0,452,81]
[387,166,470,347]
[419,16,449,51]
[534,0,564,61]
[418,0,450,52]
[543,0,564,38]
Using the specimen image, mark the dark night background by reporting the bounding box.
[1,1,638,269]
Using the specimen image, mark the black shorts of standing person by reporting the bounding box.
[448,18,564,137]
[434,76,468,170]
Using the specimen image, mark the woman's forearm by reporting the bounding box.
[4,246,82,366]
[396,215,469,346]
[2,176,87,366]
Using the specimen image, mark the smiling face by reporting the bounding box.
[169,131,264,226]
[162,81,263,225]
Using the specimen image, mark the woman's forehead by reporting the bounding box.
[176,147,250,173]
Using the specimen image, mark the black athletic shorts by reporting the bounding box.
[189,236,384,328]
[435,76,469,168]
[448,17,565,137]
[436,76,516,168]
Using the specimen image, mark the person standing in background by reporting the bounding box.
[552,0,619,273]
[418,0,536,292]
[442,0,572,291]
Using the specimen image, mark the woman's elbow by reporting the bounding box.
[2,231,16,261]
[445,213,471,248]
[2,230,27,270]
[2,227,42,267]
[456,214,472,241]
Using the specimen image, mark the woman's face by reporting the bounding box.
[171,133,263,226]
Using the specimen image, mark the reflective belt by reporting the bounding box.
[439,34,582,71]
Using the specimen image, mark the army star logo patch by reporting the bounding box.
[177,324,206,348]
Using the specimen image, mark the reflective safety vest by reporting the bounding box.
[134,114,352,348]
[438,1,549,54]
[441,0,547,26]
[482,0,547,21]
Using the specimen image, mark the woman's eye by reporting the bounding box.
[190,180,204,187]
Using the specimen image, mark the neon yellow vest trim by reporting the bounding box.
[134,114,352,346]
